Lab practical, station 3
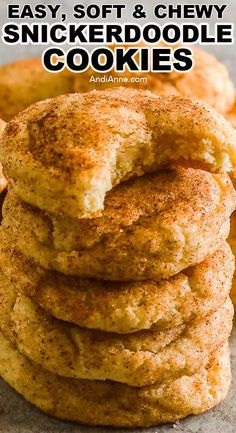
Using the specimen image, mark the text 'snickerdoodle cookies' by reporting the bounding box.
[0,47,235,122]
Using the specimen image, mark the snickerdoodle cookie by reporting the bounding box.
[0,237,233,333]
[0,58,74,122]
[1,89,236,219]
[227,100,236,129]
[2,167,235,280]
[0,119,7,193]
[228,214,236,307]
[0,331,231,427]
[0,264,233,386]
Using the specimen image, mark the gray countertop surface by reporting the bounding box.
[0,1,236,432]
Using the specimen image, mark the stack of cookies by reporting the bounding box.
[0,88,235,427]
